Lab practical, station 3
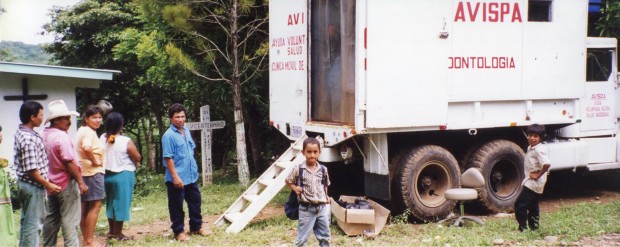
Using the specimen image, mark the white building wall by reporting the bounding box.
[0,72,100,166]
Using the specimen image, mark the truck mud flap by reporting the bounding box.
[365,172,390,200]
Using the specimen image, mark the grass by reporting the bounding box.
[108,169,620,246]
[11,170,620,246]
[94,169,290,233]
[113,199,620,246]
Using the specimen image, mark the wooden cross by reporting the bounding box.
[186,105,225,186]
[4,78,48,101]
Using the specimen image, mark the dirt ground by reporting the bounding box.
[91,170,620,246]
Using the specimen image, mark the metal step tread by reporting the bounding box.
[224,212,242,223]
[258,178,275,186]
[276,161,292,169]
[242,194,259,203]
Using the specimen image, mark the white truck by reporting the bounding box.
[268,0,620,222]
[215,0,618,232]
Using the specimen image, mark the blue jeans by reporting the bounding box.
[296,203,331,247]
[166,182,203,234]
[42,179,81,247]
[17,180,46,247]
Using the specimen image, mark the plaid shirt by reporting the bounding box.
[13,125,49,188]
[286,162,330,204]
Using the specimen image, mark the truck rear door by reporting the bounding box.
[269,0,309,139]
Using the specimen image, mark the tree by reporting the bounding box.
[43,0,170,169]
[595,0,620,38]
[148,0,269,187]
[0,48,15,62]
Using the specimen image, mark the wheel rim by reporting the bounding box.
[414,161,450,208]
[488,156,521,200]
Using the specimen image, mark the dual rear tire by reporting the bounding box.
[391,140,525,222]
[469,140,525,213]
[393,145,460,222]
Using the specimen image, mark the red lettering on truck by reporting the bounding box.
[591,93,607,100]
[454,2,522,22]
[272,37,285,47]
[448,56,516,69]
[287,13,305,26]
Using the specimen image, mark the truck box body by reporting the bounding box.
[270,0,618,145]
[268,0,620,221]
[215,0,620,232]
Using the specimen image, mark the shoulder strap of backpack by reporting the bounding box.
[298,166,304,188]
[320,165,328,197]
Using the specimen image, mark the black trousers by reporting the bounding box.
[166,182,203,234]
[514,186,540,231]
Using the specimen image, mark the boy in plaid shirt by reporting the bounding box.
[285,137,331,247]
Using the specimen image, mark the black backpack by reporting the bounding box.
[284,165,327,220]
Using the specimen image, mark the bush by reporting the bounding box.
[133,167,165,198]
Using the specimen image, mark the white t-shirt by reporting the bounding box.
[100,134,135,172]
[522,143,551,194]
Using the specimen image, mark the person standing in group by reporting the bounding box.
[515,124,551,232]
[13,101,61,247]
[76,105,105,247]
[1,124,18,247]
[285,137,331,247]
[41,100,88,247]
[162,103,210,241]
[100,112,141,241]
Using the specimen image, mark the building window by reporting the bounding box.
[529,0,552,22]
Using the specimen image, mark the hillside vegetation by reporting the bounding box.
[0,41,52,64]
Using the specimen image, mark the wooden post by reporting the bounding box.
[186,105,225,187]
[201,105,213,185]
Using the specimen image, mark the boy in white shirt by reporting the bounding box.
[515,124,551,232]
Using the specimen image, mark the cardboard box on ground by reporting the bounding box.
[330,196,390,236]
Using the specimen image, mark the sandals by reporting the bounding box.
[107,233,133,241]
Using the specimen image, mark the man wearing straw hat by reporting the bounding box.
[41,100,89,247]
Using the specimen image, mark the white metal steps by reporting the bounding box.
[214,135,308,233]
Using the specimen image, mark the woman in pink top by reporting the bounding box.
[76,105,105,247]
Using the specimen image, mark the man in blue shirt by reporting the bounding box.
[162,103,209,241]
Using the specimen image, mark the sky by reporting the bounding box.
[0,0,81,44]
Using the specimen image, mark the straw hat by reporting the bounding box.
[45,100,79,124]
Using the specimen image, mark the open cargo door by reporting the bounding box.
[269,0,309,139]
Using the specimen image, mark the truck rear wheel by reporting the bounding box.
[469,140,525,213]
[397,145,460,222]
